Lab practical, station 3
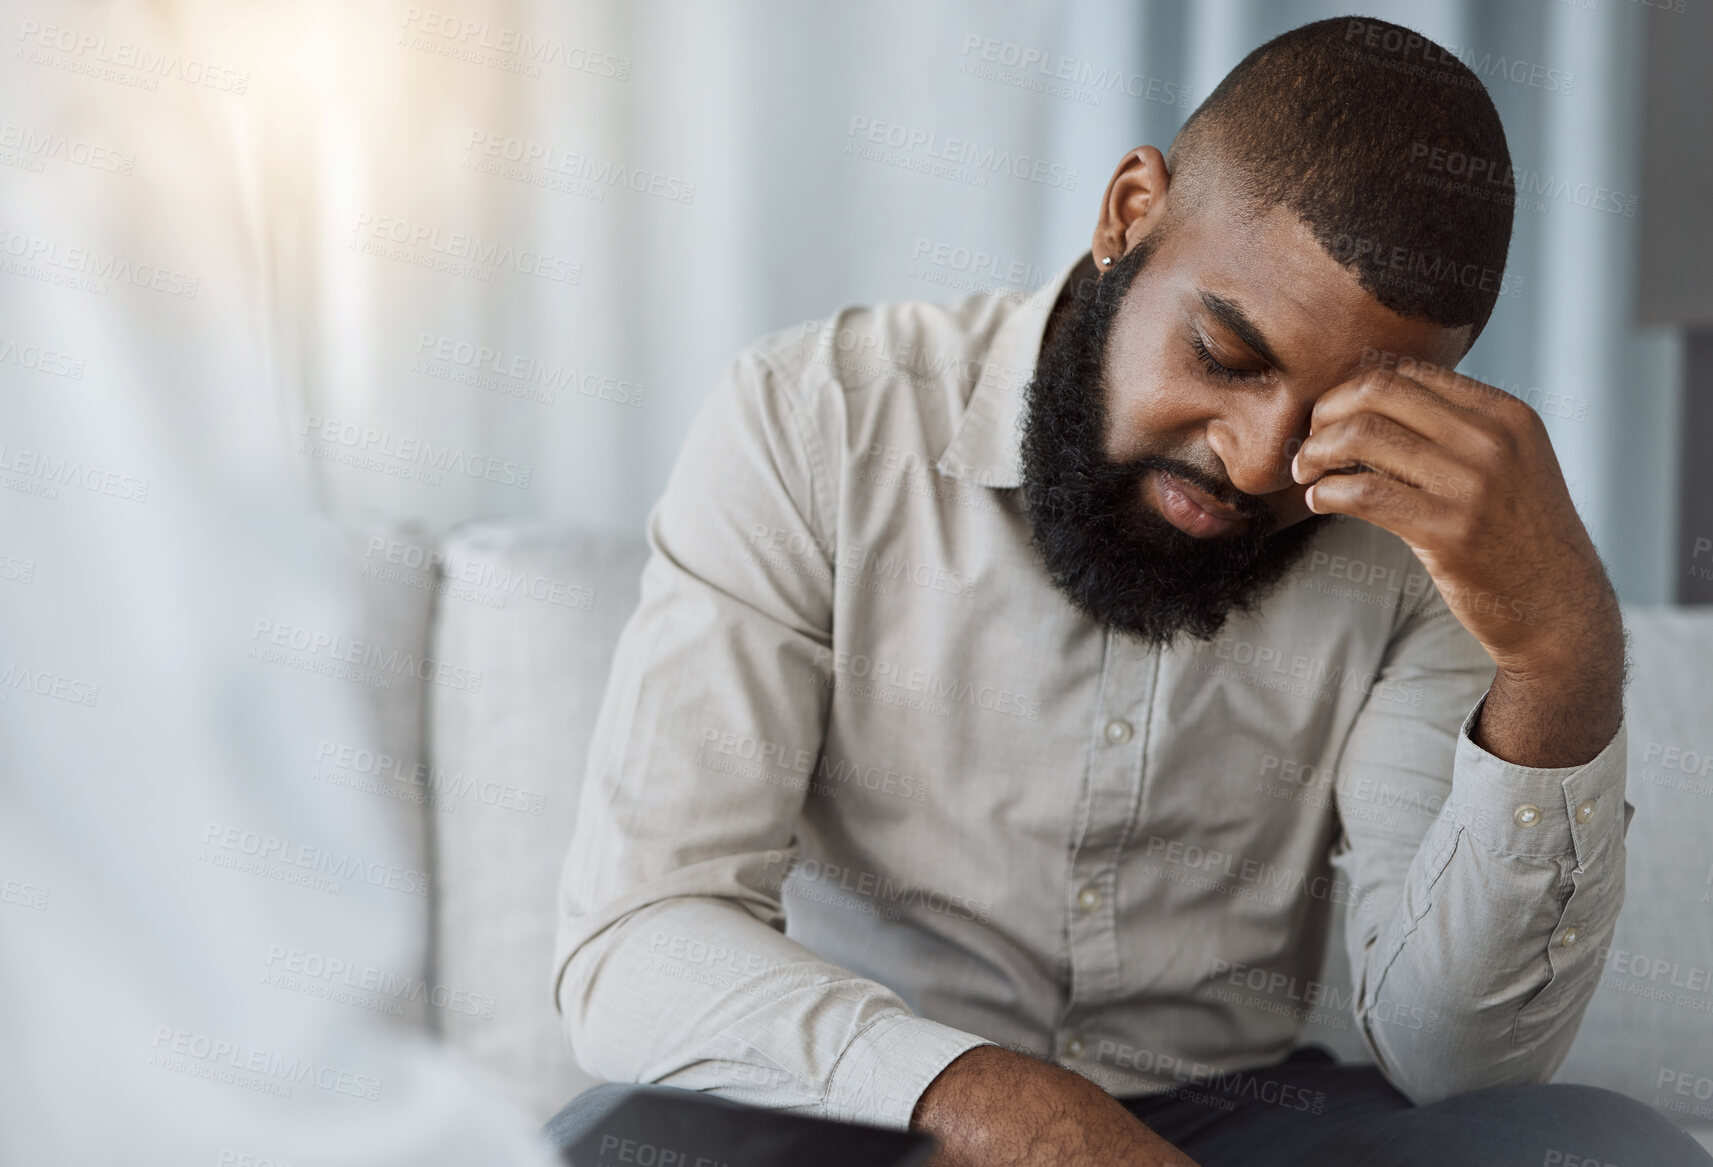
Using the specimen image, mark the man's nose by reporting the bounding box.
[1207,401,1310,497]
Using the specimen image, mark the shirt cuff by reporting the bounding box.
[822,1012,995,1130]
[1446,696,1631,863]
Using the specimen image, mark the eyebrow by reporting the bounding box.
[1199,291,1284,372]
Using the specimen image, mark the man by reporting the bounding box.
[547,17,1711,1167]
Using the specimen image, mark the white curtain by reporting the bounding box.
[253,0,1681,600]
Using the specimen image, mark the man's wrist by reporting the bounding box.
[911,1045,1199,1167]
[1475,657,1623,769]
[1473,599,1625,768]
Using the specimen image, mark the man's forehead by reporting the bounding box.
[1157,197,1468,372]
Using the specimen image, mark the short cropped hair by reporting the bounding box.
[1168,16,1515,339]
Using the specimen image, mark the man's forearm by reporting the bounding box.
[911,1046,1200,1167]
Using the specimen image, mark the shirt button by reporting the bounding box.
[1561,924,1581,947]
[1575,798,1597,824]
[1514,803,1542,827]
[1076,885,1102,912]
[1104,719,1133,745]
[1064,1036,1086,1059]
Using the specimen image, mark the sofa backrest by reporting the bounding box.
[426,523,647,1119]
[401,519,1713,1128]
[337,515,442,1029]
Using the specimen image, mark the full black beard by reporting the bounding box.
[1019,244,1330,647]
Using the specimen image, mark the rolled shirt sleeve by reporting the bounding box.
[1330,590,1632,1102]
[551,343,991,1129]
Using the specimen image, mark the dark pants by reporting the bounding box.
[543,1048,1713,1167]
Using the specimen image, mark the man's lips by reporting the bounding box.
[1148,470,1248,539]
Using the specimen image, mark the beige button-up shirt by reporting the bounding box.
[554,257,1630,1130]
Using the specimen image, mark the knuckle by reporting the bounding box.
[1346,473,1381,506]
[1469,423,1512,466]
[1353,370,1393,404]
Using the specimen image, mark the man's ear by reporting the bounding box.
[1091,146,1172,267]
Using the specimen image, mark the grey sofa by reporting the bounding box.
[338,515,1713,1147]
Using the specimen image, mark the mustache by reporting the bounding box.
[1098,453,1275,529]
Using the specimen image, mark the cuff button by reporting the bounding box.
[1575,798,1597,824]
[1561,924,1581,947]
[1514,803,1542,827]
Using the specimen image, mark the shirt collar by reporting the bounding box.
[935,253,1090,489]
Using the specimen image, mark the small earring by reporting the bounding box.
[1101,256,1113,267]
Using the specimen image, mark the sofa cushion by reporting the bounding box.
[428,522,648,1121]
[334,514,440,1025]
[1552,607,1713,1134]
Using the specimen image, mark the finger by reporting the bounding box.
[1294,413,1478,504]
[1303,466,1455,540]
[1342,355,1532,428]
[1309,368,1466,446]
[1376,352,1511,414]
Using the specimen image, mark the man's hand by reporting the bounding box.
[911,1045,1200,1167]
[1291,356,1624,769]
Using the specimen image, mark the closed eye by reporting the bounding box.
[1191,332,1268,384]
